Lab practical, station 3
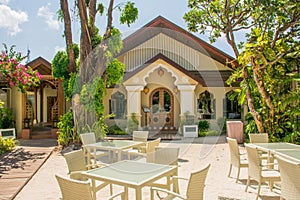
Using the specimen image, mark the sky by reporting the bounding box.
[0,0,234,64]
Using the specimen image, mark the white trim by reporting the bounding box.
[142,64,179,85]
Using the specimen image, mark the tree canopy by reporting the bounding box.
[185,0,300,142]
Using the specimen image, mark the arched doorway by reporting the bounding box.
[149,87,174,128]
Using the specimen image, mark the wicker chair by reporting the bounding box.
[63,149,112,194]
[127,137,161,160]
[122,131,149,159]
[55,175,125,200]
[227,137,248,183]
[249,133,268,143]
[249,133,269,160]
[63,149,106,180]
[150,164,210,200]
[275,155,300,200]
[148,147,180,191]
[245,144,281,200]
[80,132,108,164]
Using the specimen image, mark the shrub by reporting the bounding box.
[198,120,209,132]
[57,110,78,146]
[0,107,14,129]
[108,125,127,135]
[0,137,16,155]
[198,120,209,137]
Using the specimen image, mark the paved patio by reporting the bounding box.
[2,136,281,200]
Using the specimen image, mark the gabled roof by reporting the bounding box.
[26,56,52,75]
[121,16,235,65]
[123,53,235,87]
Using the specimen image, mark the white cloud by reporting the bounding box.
[54,45,65,53]
[0,5,28,36]
[37,4,59,30]
[0,0,10,5]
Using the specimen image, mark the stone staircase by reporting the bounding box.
[30,126,55,139]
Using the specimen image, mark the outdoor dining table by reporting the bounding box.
[250,142,300,163]
[82,160,177,200]
[85,140,145,163]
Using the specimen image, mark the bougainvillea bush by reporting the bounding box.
[0,45,41,93]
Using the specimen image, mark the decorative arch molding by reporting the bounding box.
[142,64,179,86]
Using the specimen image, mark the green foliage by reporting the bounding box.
[0,137,16,155]
[57,110,78,146]
[185,0,300,141]
[97,3,104,15]
[79,114,113,140]
[0,106,14,129]
[105,27,123,62]
[106,59,125,87]
[127,113,139,134]
[119,2,138,27]
[108,125,127,135]
[80,77,106,117]
[52,51,69,79]
[198,120,209,132]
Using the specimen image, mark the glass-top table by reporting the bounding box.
[86,140,145,162]
[250,143,300,162]
[82,160,177,200]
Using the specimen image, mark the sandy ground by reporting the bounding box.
[14,136,281,200]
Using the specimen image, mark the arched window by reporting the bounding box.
[109,92,126,119]
[198,91,215,119]
[223,91,242,119]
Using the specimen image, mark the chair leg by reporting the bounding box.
[236,167,240,183]
[228,164,232,177]
[245,176,250,192]
[110,184,113,196]
[256,182,261,200]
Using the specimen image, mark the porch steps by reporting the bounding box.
[30,131,52,139]
[30,126,53,139]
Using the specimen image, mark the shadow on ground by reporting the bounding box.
[18,139,58,148]
[0,148,47,175]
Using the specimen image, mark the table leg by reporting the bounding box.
[124,186,129,200]
[92,179,96,200]
[135,187,142,200]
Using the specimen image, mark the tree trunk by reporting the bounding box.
[60,0,76,73]
[251,57,274,117]
[243,66,265,133]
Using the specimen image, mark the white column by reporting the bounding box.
[125,85,144,119]
[177,84,196,115]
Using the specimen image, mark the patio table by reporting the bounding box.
[249,143,300,165]
[86,140,145,163]
[82,160,177,200]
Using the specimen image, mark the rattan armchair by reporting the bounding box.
[124,131,149,158]
[275,155,300,200]
[80,132,108,164]
[55,175,125,200]
[126,137,160,160]
[227,137,248,183]
[249,133,269,161]
[245,144,281,200]
[150,164,210,200]
[249,133,268,143]
[63,149,112,194]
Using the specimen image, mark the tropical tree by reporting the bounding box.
[184,0,300,141]
[56,0,138,139]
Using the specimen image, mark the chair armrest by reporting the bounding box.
[172,176,189,182]
[108,191,125,200]
[151,187,186,200]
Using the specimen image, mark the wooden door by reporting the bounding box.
[149,88,173,127]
